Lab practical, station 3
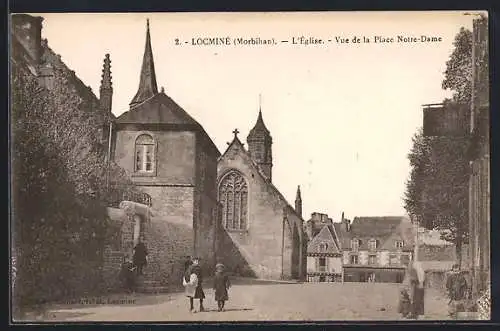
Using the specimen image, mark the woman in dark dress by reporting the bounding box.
[133,241,148,276]
[213,263,231,311]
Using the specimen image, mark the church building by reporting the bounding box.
[109,20,221,285]
[217,109,307,281]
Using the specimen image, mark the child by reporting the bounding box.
[213,263,231,312]
[182,263,198,312]
[398,288,411,318]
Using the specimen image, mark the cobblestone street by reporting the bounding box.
[25,280,451,322]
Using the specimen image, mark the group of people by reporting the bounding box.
[120,242,149,293]
[183,257,231,313]
[399,260,469,320]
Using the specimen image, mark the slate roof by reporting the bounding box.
[333,216,414,251]
[116,92,199,126]
[247,110,271,140]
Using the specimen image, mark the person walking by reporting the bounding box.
[446,263,468,319]
[132,241,148,276]
[213,263,231,312]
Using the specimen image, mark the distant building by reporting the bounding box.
[336,216,415,283]
[305,214,343,282]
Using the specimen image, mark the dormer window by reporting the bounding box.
[395,240,404,249]
[351,239,360,251]
[319,242,328,252]
[368,239,378,251]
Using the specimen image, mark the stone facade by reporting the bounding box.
[217,128,306,281]
[110,21,221,288]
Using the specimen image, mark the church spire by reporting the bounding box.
[130,19,158,108]
[247,95,273,181]
[99,53,113,113]
[295,185,302,217]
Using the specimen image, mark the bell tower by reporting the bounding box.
[247,95,273,181]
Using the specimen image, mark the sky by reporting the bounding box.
[33,11,478,222]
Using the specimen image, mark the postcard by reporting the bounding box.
[10,11,490,322]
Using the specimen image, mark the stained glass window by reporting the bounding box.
[219,171,248,231]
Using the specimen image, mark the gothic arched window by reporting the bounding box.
[219,171,248,231]
[135,134,155,173]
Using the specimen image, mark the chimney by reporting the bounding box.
[11,14,44,65]
[342,213,351,232]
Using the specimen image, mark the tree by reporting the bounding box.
[404,26,473,267]
[11,60,140,307]
[442,27,472,104]
[404,132,469,265]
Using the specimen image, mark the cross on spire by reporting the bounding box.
[233,128,240,138]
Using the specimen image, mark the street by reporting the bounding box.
[20,280,452,322]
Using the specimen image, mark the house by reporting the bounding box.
[335,216,415,283]
[305,214,343,282]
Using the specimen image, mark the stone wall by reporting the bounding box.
[418,244,456,261]
[145,218,193,287]
[193,134,219,271]
[113,129,196,186]
[217,145,305,280]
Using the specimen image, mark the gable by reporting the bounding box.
[218,137,305,235]
[307,225,340,254]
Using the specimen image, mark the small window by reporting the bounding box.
[135,134,155,173]
[350,254,359,264]
[368,239,377,251]
[319,242,328,252]
[395,240,404,249]
[401,254,410,266]
[368,255,377,265]
[351,239,360,251]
